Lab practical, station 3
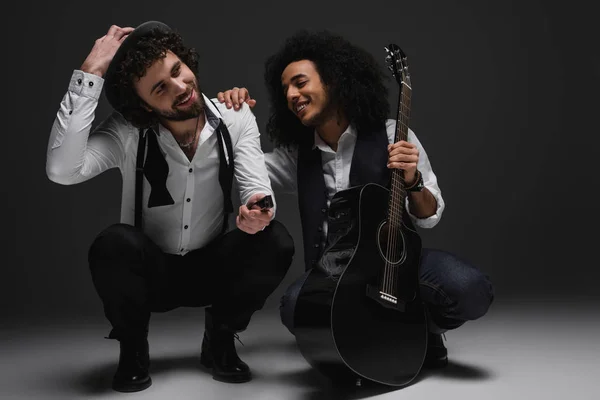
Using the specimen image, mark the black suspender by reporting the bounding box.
[209,99,235,234]
[214,120,235,234]
[135,128,147,230]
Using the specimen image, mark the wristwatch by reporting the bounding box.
[405,170,424,192]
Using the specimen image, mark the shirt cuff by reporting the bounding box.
[405,193,444,229]
[69,70,104,100]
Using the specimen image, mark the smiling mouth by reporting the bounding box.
[295,101,309,115]
[176,90,194,107]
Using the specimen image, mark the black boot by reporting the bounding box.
[112,337,152,392]
[423,333,448,369]
[200,308,252,383]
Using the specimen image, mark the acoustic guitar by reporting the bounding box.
[293,44,428,387]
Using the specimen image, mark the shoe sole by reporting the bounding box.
[423,356,449,369]
[112,376,152,392]
[200,356,252,383]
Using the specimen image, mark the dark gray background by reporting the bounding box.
[3,0,598,321]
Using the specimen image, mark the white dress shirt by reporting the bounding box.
[264,120,444,239]
[46,70,275,255]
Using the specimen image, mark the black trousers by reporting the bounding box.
[88,221,294,340]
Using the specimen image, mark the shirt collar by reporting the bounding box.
[201,93,222,129]
[312,124,357,152]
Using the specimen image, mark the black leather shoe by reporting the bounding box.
[112,338,152,392]
[423,333,448,369]
[200,309,252,383]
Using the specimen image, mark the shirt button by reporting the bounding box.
[89,81,94,87]
[184,225,189,229]
[186,198,191,202]
[77,78,82,85]
[189,168,193,173]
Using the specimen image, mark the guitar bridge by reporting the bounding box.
[379,292,397,305]
[366,284,406,312]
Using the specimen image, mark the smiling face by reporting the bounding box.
[281,59,335,128]
[133,50,204,121]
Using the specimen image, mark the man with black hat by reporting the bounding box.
[45,21,294,392]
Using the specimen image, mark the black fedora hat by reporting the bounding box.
[104,21,172,111]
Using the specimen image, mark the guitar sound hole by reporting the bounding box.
[377,221,405,265]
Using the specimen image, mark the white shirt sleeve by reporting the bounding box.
[385,119,445,228]
[46,70,131,185]
[224,102,277,218]
[264,146,298,195]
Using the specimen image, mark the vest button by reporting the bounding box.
[321,208,326,213]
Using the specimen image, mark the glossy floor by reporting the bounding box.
[2,297,598,400]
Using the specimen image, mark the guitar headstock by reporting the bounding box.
[385,44,410,87]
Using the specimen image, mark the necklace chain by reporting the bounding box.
[177,115,200,148]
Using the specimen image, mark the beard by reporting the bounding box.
[153,80,205,121]
[300,94,336,128]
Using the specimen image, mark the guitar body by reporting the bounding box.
[294,183,427,386]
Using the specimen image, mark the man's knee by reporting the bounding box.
[88,223,145,265]
[457,270,494,321]
[261,220,295,270]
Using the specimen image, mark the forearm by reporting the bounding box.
[233,105,278,218]
[46,70,125,185]
[46,71,104,184]
[407,188,438,218]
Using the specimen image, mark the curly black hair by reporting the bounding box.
[264,30,390,149]
[109,28,199,128]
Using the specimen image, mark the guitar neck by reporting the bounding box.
[387,81,412,226]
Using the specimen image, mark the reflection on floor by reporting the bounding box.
[2,297,599,400]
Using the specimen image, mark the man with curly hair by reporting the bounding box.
[46,21,294,392]
[218,30,494,371]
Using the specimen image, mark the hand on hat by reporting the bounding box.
[81,25,134,77]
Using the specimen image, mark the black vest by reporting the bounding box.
[297,127,392,271]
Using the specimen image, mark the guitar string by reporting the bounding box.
[385,88,404,294]
[397,91,411,296]
[383,61,412,297]
[388,85,411,296]
[385,90,403,295]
